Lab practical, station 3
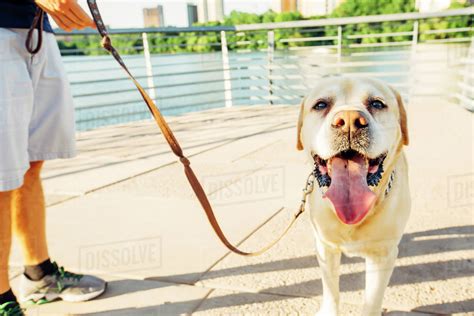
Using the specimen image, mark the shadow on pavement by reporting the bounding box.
[412,299,474,315]
[81,225,473,315]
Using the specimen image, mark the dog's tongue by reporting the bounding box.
[324,155,376,225]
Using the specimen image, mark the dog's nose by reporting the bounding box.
[332,110,369,133]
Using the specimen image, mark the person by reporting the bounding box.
[0,1,106,314]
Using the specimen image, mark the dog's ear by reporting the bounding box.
[296,97,306,151]
[390,87,409,146]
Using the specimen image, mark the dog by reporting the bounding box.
[296,76,411,316]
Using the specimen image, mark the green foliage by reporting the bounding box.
[331,0,416,17]
[57,2,472,56]
[58,35,103,55]
[419,2,473,41]
[224,10,261,25]
[327,0,417,45]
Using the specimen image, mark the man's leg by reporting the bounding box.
[0,191,24,315]
[0,191,13,294]
[15,161,106,304]
[12,161,49,266]
[0,190,26,316]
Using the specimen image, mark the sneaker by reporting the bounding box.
[0,301,24,316]
[19,262,106,304]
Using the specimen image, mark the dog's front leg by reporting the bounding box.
[315,238,341,316]
[363,247,398,316]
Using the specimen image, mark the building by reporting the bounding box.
[197,0,208,23]
[271,0,298,12]
[197,0,224,23]
[298,0,344,16]
[415,0,473,12]
[416,0,451,12]
[271,0,344,16]
[143,2,201,28]
[187,3,199,26]
[207,0,224,22]
[143,5,165,27]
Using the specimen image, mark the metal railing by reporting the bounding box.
[55,8,474,131]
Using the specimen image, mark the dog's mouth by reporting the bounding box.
[314,150,387,186]
[313,149,387,225]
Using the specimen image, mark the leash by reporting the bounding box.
[86,0,314,256]
[85,0,314,256]
[25,7,44,55]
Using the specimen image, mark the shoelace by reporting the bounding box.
[0,302,23,316]
[51,262,82,292]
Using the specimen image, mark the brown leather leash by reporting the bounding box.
[25,7,45,55]
[86,0,313,256]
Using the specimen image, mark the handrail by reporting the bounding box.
[54,7,473,35]
[235,8,473,31]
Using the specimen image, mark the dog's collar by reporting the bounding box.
[384,170,395,197]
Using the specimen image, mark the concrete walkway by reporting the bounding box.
[9,97,473,315]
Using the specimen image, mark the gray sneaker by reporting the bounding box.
[18,262,106,304]
[0,301,24,316]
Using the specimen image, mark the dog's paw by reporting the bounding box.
[315,305,338,316]
[362,306,383,316]
[315,310,337,316]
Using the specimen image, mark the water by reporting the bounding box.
[63,43,469,131]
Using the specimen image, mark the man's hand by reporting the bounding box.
[35,0,96,32]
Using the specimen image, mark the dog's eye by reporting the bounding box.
[313,101,328,111]
[369,100,386,110]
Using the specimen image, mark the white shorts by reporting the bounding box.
[0,28,76,191]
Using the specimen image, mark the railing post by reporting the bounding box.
[267,30,275,106]
[412,20,419,47]
[460,38,474,110]
[142,32,156,103]
[337,25,343,74]
[410,21,419,97]
[220,31,233,108]
[337,25,343,62]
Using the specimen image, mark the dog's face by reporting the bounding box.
[297,77,408,225]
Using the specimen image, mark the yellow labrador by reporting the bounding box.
[297,77,410,316]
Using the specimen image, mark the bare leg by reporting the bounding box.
[363,247,398,316]
[315,237,341,316]
[12,162,107,303]
[12,161,49,266]
[0,190,13,294]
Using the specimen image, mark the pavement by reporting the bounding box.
[8,98,473,315]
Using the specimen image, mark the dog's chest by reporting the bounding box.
[317,224,396,258]
[309,195,398,253]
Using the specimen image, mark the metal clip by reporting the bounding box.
[294,171,316,219]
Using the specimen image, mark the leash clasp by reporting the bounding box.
[294,171,316,219]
